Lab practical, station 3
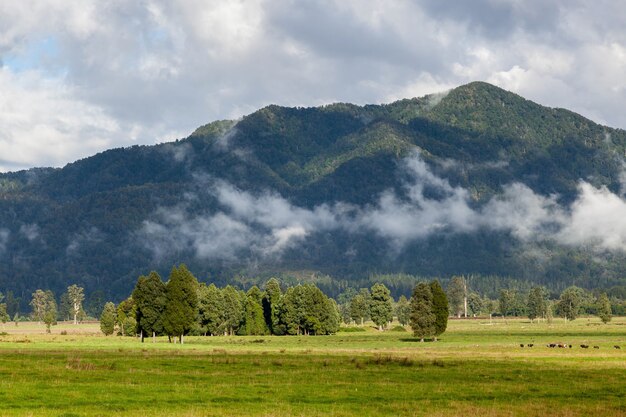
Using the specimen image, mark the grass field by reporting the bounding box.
[1,317,625,416]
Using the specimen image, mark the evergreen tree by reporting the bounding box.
[349,293,369,325]
[197,283,224,336]
[527,286,547,322]
[133,271,166,342]
[241,289,268,335]
[597,293,612,324]
[498,289,515,318]
[161,265,198,343]
[430,280,449,340]
[557,286,585,321]
[100,302,117,336]
[42,290,57,333]
[409,283,435,342]
[58,292,72,321]
[0,303,9,324]
[116,297,135,336]
[221,285,244,335]
[447,276,466,318]
[279,284,339,335]
[30,289,49,323]
[369,283,393,330]
[262,278,283,334]
[4,291,20,318]
[395,295,410,326]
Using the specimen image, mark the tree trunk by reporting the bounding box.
[140,330,144,343]
[180,334,184,344]
[152,331,156,342]
[420,338,424,342]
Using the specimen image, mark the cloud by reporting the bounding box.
[1,1,626,171]
[0,229,9,254]
[138,151,626,261]
[19,224,40,241]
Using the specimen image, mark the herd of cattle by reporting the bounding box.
[520,343,621,349]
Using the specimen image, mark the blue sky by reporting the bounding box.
[0,0,625,172]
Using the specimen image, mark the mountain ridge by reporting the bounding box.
[2,81,626,303]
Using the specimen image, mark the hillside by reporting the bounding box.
[2,81,626,303]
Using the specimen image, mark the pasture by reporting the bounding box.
[0,317,625,416]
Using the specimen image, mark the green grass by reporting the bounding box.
[0,317,625,416]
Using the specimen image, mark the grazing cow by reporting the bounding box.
[548,343,556,348]
[593,346,600,349]
[520,344,524,348]
[614,345,621,349]
[580,344,589,349]
[528,344,534,348]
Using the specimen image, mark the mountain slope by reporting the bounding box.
[2,82,626,303]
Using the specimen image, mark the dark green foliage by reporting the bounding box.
[447,276,466,318]
[349,289,371,325]
[527,286,547,322]
[221,285,243,336]
[597,293,612,324]
[262,278,283,335]
[240,289,268,336]
[279,284,339,335]
[42,290,57,333]
[161,265,199,342]
[0,303,9,323]
[1,82,626,299]
[116,297,135,336]
[557,286,587,321]
[395,295,410,326]
[196,283,224,336]
[430,280,448,337]
[100,302,116,335]
[409,283,436,341]
[132,271,166,341]
[369,283,393,330]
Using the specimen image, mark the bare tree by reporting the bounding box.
[67,285,85,325]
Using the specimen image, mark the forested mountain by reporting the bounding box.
[2,81,626,302]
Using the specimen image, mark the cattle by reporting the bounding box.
[548,343,556,348]
[614,345,621,349]
[527,344,534,348]
[580,344,589,349]
[593,346,600,349]
[520,344,524,348]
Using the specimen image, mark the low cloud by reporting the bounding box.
[19,223,40,241]
[0,228,9,254]
[138,151,626,261]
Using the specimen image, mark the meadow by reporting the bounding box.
[0,317,625,416]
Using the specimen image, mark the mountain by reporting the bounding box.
[2,81,626,303]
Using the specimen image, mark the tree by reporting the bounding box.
[161,265,198,343]
[38,290,57,333]
[279,284,339,336]
[409,283,436,342]
[430,280,449,340]
[197,283,224,336]
[369,283,393,330]
[349,289,370,325]
[67,285,85,325]
[0,303,9,324]
[221,285,244,335]
[395,295,410,326]
[30,290,50,324]
[116,297,135,336]
[241,288,268,335]
[58,292,72,321]
[447,276,467,318]
[527,286,547,322]
[100,302,117,336]
[557,286,585,321]
[4,291,20,318]
[262,278,283,334]
[498,289,515,318]
[132,271,166,342]
[597,293,612,324]
[86,290,106,318]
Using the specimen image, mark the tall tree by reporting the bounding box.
[0,302,9,324]
[498,289,515,318]
[409,283,435,342]
[597,293,612,324]
[241,288,268,335]
[58,292,72,321]
[132,271,166,342]
[161,265,198,343]
[4,291,20,317]
[262,278,283,335]
[527,286,547,322]
[369,283,393,330]
[100,302,117,336]
[349,290,370,325]
[221,285,244,336]
[42,291,57,333]
[557,286,585,321]
[447,276,467,318]
[395,295,410,326]
[430,280,449,340]
[116,297,135,336]
[67,285,85,325]
[30,290,49,324]
[197,283,224,336]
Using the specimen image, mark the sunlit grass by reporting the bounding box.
[0,317,625,416]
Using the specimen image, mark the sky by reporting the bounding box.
[1,0,625,172]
